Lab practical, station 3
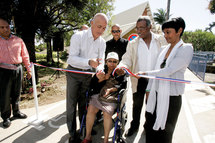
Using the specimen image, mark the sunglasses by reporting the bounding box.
[112,30,120,33]
[107,60,118,63]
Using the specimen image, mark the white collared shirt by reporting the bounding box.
[67,28,106,70]
[137,33,160,72]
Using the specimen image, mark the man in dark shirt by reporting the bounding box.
[105,24,128,61]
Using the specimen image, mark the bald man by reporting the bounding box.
[66,13,108,143]
[105,24,128,61]
[80,24,89,31]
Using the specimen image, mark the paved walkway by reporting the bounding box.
[0,69,215,143]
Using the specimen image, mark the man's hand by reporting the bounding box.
[89,58,102,68]
[27,72,32,79]
[145,91,149,104]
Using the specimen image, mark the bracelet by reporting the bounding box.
[146,89,150,92]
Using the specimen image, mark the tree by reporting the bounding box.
[205,22,215,33]
[208,0,215,14]
[206,0,215,32]
[0,0,114,63]
[166,0,171,20]
[36,0,89,64]
[153,8,167,25]
[0,0,88,63]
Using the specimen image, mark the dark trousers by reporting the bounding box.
[66,65,92,139]
[144,95,182,143]
[0,66,23,120]
[130,78,148,129]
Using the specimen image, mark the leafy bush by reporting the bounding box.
[36,53,46,60]
[182,30,215,51]
[35,44,46,52]
[64,31,73,46]
[52,52,57,58]
[60,50,69,60]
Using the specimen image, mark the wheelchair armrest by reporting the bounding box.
[119,89,125,95]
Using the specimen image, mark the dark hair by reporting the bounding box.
[0,17,10,24]
[137,16,151,27]
[162,17,186,37]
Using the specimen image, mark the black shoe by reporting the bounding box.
[3,118,11,128]
[13,112,27,119]
[69,137,75,143]
[91,128,97,135]
[124,127,138,137]
[69,136,82,143]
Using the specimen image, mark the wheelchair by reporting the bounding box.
[79,77,128,143]
[112,89,127,143]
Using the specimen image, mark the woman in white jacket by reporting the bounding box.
[137,17,193,143]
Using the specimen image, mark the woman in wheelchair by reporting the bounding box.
[81,52,127,143]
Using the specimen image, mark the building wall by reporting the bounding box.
[123,29,136,40]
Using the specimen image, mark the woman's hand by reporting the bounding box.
[103,87,117,97]
[134,71,146,79]
[115,67,125,76]
[96,71,105,82]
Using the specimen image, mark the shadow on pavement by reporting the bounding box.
[12,112,67,143]
[0,125,29,142]
[58,133,70,143]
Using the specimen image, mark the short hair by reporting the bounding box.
[0,17,10,24]
[137,16,151,27]
[111,24,121,29]
[92,13,108,24]
[162,17,186,37]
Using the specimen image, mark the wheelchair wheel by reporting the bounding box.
[79,127,86,140]
[121,104,127,130]
[114,136,127,143]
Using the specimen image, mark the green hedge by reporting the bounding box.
[182,30,215,51]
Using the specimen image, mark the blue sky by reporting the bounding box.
[113,0,215,33]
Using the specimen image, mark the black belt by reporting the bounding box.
[69,65,92,72]
[13,64,21,67]
[0,63,21,70]
[0,63,21,66]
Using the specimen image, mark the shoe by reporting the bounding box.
[13,112,27,119]
[124,127,138,137]
[81,138,92,143]
[91,128,97,135]
[69,137,76,143]
[3,118,11,128]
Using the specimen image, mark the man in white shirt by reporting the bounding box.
[116,16,166,137]
[80,24,89,31]
[66,13,108,143]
